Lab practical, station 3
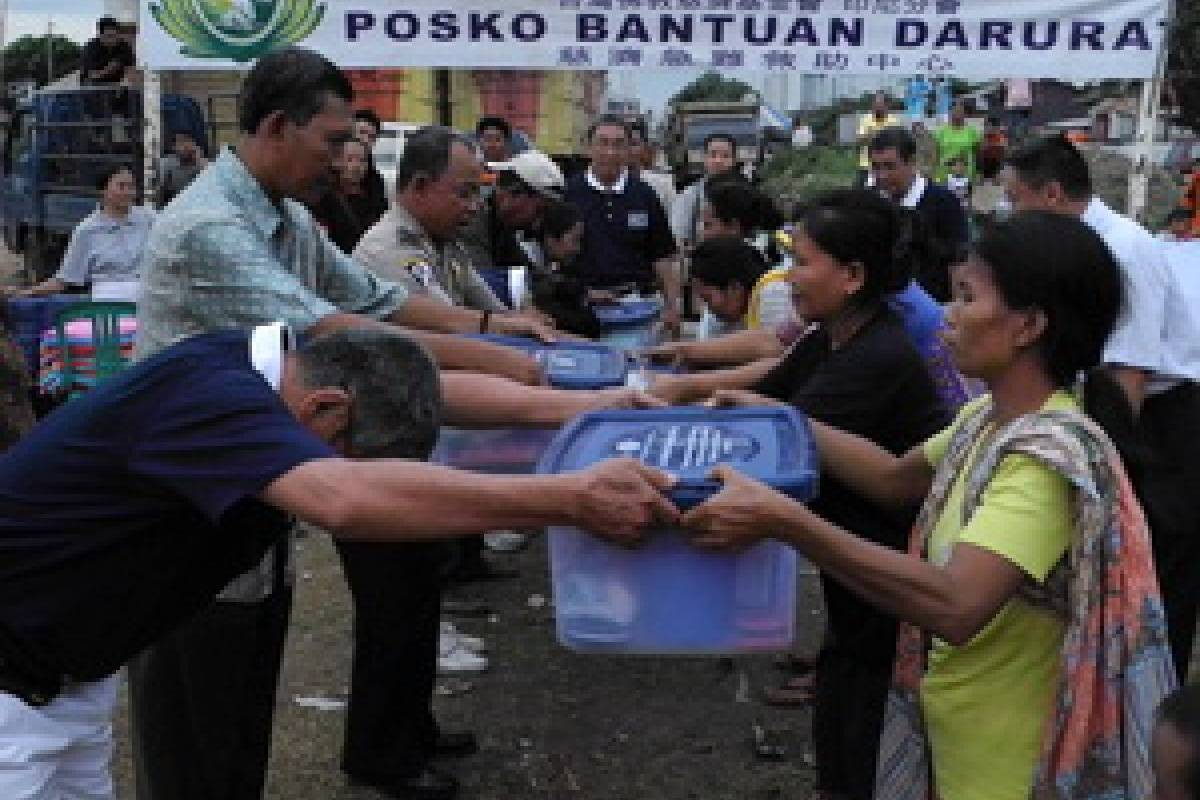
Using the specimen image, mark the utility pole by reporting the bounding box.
[434,69,452,127]
[1128,0,1175,223]
[46,18,53,85]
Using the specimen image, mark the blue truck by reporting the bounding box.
[0,86,207,281]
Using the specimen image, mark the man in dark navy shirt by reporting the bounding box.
[869,126,969,302]
[80,16,135,86]
[0,325,674,799]
[565,115,681,336]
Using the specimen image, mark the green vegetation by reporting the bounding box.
[669,71,756,106]
[2,35,81,86]
[760,145,858,210]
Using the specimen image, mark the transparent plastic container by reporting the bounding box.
[464,334,628,390]
[593,298,662,350]
[538,407,818,654]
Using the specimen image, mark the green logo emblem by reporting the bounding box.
[150,0,326,62]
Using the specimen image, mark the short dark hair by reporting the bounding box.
[238,47,354,134]
[476,116,512,139]
[1005,135,1093,201]
[97,16,119,33]
[587,114,631,142]
[353,108,382,133]
[705,177,782,235]
[869,127,917,162]
[703,132,738,155]
[296,328,442,459]
[1156,684,1200,800]
[395,126,476,191]
[541,200,582,240]
[95,163,133,192]
[973,211,1121,388]
[690,236,770,291]
[795,188,913,307]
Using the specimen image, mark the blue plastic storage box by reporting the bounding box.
[434,336,630,474]
[465,334,629,390]
[592,299,662,350]
[538,406,818,654]
[433,427,558,475]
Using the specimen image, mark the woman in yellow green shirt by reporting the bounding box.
[687,212,1175,800]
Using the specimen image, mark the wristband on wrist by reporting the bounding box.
[479,310,491,333]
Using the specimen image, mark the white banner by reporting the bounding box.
[139,0,1169,77]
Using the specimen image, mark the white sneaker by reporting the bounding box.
[483,530,529,553]
[438,642,488,674]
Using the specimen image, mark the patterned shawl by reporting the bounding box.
[875,400,1176,800]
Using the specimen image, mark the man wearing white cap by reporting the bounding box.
[459,149,565,274]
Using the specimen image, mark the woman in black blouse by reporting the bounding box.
[707,189,948,800]
[311,138,389,254]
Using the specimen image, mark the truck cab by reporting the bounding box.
[0,86,207,281]
[666,102,764,187]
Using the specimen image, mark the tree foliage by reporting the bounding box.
[2,35,82,87]
[670,71,756,106]
[1168,1,1199,129]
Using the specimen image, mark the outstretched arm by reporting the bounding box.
[683,466,1025,646]
[261,457,678,545]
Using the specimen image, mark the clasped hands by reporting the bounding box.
[572,387,794,553]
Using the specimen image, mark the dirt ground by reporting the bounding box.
[107,533,826,800]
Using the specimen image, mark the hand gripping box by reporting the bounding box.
[537,406,818,654]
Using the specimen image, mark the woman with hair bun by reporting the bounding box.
[688,211,1175,800]
[686,188,950,799]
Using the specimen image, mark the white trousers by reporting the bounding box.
[0,674,118,800]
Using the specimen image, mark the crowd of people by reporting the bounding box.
[0,42,1198,800]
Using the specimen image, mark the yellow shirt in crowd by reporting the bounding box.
[919,392,1074,800]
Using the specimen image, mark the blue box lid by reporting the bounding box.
[536,406,818,510]
[465,334,628,390]
[592,300,662,329]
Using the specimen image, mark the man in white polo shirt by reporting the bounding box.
[1004,135,1200,680]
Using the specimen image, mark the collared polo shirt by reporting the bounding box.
[0,330,334,683]
[1079,198,1172,390]
[565,169,676,289]
[55,206,155,301]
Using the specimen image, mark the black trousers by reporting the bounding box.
[128,584,293,800]
[812,645,893,800]
[1138,383,1200,680]
[335,539,447,778]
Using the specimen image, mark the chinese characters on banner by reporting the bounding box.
[139,0,1168,78]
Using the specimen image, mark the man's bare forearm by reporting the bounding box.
[393,294,483,334]
[308,312,540,384]
[654,257,681,310]
[265,458,581,539]
[439,371,592,428]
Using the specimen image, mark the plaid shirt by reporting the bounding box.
[136,147,408,601]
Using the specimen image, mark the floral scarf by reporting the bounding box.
[875,401,1177,800]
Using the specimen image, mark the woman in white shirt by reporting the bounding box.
[16,165,153,302]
